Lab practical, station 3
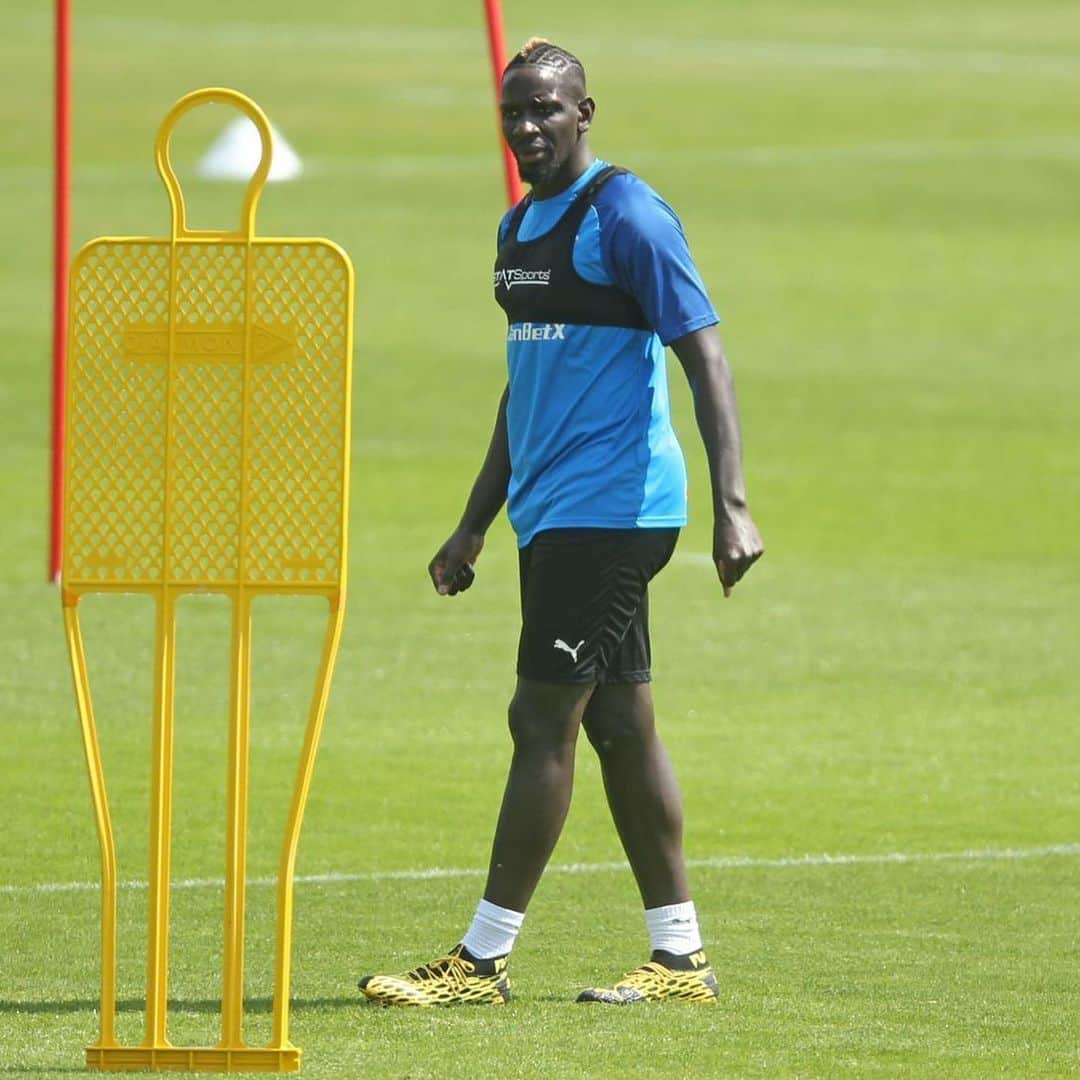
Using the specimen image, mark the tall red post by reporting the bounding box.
[481,0,524,208]
[50,0,72,583]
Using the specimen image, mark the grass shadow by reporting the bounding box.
[0,995,360,1017]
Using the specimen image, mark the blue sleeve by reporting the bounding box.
[595,175,719,346]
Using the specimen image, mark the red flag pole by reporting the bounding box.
[481,0,523,208]
[49,0,72,583]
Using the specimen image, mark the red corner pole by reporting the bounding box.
[49,0,71,583]
[481,0,523,208]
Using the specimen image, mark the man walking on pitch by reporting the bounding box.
[358,38,763,1006]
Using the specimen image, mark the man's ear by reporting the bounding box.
[578,96,596,133]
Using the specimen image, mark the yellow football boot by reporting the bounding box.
[358,945,510,1007]
[576,950,718,1004]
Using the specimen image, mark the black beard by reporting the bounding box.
[516,151,555,186]
[518,161,553,187]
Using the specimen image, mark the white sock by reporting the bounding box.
[461,899,525,959]
[645,900,703,955]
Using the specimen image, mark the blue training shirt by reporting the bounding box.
[496,160,718,547]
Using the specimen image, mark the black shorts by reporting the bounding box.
[516,527,679,686]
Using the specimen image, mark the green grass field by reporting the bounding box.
[2,1,1079,1076]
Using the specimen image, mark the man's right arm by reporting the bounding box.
[428,385,511,595]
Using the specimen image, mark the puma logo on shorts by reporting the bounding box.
[553,638,585,663]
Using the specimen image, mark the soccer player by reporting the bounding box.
[358,38,763,1006]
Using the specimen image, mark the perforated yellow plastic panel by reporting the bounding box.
[65,230,350,588]
[61,89,354,1074]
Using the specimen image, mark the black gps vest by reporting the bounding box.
[493,166,650,331]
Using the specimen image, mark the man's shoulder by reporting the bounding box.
[601,167,653,194]
[595,169,677,226]
[592,169,683,251]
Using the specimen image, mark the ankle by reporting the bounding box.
[645,900,702,955]
[650,947,709,971]
[461,898,525,959]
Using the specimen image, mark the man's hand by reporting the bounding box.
[428,528,486,596]
[713,507,764,598]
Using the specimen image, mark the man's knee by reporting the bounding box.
[582,684,655,756]
[507,679,590,752]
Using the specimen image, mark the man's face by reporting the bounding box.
[500,65,594,194]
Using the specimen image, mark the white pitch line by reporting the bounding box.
[4,135,1080,192]
[9,14,1080,78]
[657,134,1080,166]
[7,133,1080,193]
[5,15,482,54]
[2,843,1077,899]
[619,38,1080,78]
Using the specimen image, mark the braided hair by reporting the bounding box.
[503,38,587,91]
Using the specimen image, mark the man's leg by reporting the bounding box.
[482,676,595,911]
[357,677,593,1006]
[576,680,718,1004]
[581,681,689,908]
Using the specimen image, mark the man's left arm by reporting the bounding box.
[671,326,764,596]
